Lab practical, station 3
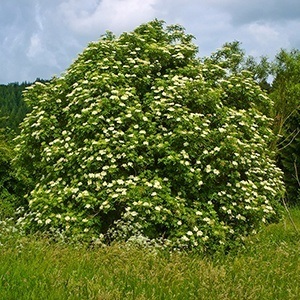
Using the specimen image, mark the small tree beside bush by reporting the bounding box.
[270,49,300,205]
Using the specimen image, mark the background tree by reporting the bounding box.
[270,49,300,204]
[204,41,272,91]
[203,41,245,74]
[244,55,272,92]
[14,20,284,251]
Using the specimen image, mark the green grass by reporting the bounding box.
[1,208,300,300]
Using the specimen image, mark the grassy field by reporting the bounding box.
[0,207,300,300]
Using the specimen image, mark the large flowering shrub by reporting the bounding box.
[14,20,284,251]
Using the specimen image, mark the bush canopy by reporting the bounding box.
[14,20,284,251]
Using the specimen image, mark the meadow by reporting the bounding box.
[0,207,299,300]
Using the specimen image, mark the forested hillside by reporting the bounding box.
[0,82,30,135]
[0,82,32,217]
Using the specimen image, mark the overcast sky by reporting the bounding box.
[1,0,300,84]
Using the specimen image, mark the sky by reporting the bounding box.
[1,0,300,84]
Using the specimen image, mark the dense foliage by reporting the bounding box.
[0,130,28,218]
[0,82,34,213]
[14,20,284,251]
[0,132,14,217]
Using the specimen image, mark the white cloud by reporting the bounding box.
[241,23,283,57]
[234,21,292,58]
[248,23,280,45]
[25,32,61,75]
[35,3,44,31]
[27,33,43,58]
[59,0,158,36]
